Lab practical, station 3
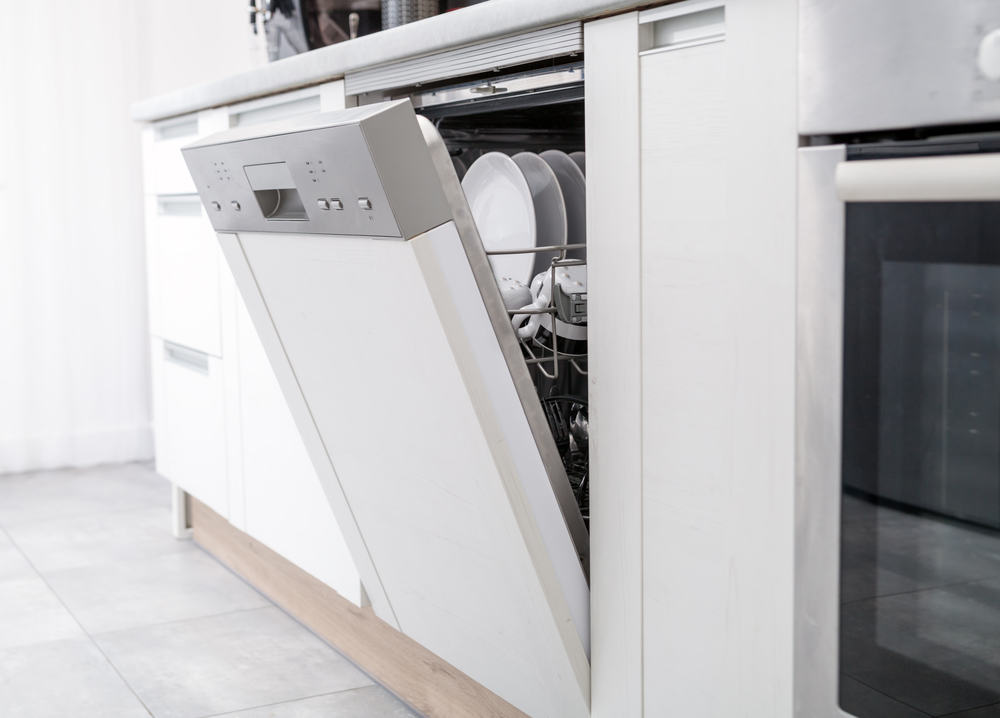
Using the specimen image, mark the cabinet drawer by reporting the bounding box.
[152,338,228,518]
[152,196,222,357]
[144,116,200,196]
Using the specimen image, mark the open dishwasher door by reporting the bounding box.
[182,100,589,718]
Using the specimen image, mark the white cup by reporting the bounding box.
[513,266,587,343]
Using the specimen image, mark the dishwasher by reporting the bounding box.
[182,64,590,718]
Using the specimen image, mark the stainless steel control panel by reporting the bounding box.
[181,100,451,239]
[800,0,1000,134]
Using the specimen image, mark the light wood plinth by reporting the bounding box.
[189,498,528,718]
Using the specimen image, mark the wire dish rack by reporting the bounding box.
[484,241,589,524]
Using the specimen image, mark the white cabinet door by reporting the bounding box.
[143,116,200,196]
[151,338,228,517]
[150,196,223,357]
[631,1,798,716]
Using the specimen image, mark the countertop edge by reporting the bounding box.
[131,0,652,123]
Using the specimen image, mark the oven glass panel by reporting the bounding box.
[840,201,1000,717]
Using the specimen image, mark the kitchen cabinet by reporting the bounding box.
[149,196,222,357]
[143,82,363,603]
[586,2,799,715]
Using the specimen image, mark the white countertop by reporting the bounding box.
[131,0,652,122]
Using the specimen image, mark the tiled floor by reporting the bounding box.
[0,463,417,718]
[840,495,1000,718]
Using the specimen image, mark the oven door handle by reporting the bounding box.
[836,153,1000,202]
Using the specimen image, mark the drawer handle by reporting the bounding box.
[836,154,1000,203]
[157,195,203,217]
[154,117,198,141]
[164,342,210,373]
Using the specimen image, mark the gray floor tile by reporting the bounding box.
[0,637,150,718]
[45,549,269,634]
[0,463,168,527]
[7,506,190,574]
[0,531,35,582]
[206,686,417,718]
[0,576,84,650]
[839,675,930,717]
[96,607,373,718]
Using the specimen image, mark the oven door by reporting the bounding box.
[796,144,1000,717]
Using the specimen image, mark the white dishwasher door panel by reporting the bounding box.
[183,100,589,718]
[222,225,589,718]
[236,296,363,605]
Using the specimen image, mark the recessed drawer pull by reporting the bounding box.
[164,341,210,373]
[157,195,203,217]
[153,117,198,141]
[639,0,726,53]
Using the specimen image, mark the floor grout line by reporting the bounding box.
[88,603,277,640]
[193,685,387,718]
[1,500,175,529]
[0,525,156,717]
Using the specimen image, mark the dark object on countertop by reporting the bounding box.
[381,0,439,30]
[262,0,382,59]
[263,0,309,60]
[305,0,381,46]
[442,0,489,9]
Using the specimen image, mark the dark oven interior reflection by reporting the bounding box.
[840,200,1000,717]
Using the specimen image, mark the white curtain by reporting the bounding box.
[0,3,152,473]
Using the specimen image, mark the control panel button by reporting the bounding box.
[330,198,343,210]
[357,197,372,210]
[230,200,241,211]
[317,198,330,210]
[210,201,221,211]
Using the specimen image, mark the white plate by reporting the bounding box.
[568,151,586,176]
[512,152,567,278]
[462,152,537,285]
[540,150,586,255]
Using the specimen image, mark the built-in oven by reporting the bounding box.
[796,2,1000,715]
[797,140,1000,718]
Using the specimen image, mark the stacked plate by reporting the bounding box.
[461,150,587,289]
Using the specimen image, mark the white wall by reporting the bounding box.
[0,1,263,474]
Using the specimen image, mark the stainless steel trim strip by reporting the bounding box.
[346,22,583,95]
[794,144,846,718]
[408,65,584,110]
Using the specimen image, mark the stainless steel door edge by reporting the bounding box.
[794,144,846,718]
[416,114,591,573]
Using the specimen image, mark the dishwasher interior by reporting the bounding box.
[385,63,591,524]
